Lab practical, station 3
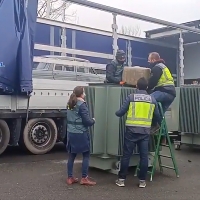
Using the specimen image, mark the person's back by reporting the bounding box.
[125,91,157,135]
[115,77,161,188]
[115,78,161,135]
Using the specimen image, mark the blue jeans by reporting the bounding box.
[118,132,150,181]
[151,91,175,136]
[151,91,175,113]
[67,151,90,178]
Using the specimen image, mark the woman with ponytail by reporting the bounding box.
[66,86,96,186]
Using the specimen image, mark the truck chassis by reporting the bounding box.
[0,78,87,155]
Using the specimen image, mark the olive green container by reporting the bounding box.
[85,85,156,156]
[179,86,200,133]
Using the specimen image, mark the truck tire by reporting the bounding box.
[0,120,10,155]
[23,118,57,155]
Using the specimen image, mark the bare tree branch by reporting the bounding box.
[119,25,142,37]
[37,0,77,23]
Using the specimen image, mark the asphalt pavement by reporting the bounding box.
[0,144,200,200]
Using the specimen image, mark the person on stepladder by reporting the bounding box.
[115,78,162,188]
[147,52,176,140]
[105,49,126,86]
[66,86,96,186]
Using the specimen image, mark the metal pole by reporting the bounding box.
[176,49,179,87]
[46,0,51,19]
[61,1,67,56]
[25,0,29,7]
[112,14,118,59]
[127,40,132,66]
[67,0,200,34]
[179,31,184,85]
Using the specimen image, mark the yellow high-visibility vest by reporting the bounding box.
[125,94,155,128]
[156,63,174,88]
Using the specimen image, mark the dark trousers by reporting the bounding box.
[151,91,175,113]
[67,151,90,178]
[118,132,150,181]
[151,91,175,135]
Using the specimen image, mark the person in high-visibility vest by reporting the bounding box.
[147,52,176,133]
[105,50,126,85]
[115,77,162,188]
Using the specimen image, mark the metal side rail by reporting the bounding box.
[134,102,179,181]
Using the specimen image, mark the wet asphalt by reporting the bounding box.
[0,143,200,200]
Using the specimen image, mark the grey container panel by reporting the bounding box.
[106,87,123,156]
[92,87,108,154]
[16,90,70,110]
[85,87,95,154]
[118,87,135,155]
[85,86,108,154]
[0,95,12,110]
[179,86,200,133]
[165,87,180,131]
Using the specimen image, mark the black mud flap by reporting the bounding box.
[8,119,22,146]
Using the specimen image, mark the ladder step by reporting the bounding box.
[161,165,175,170]
[159,154,172,158]
[161,144,169,147]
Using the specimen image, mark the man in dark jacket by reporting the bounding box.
[105,49,126,85]
[147,52,176,113]
[115,77,162,188]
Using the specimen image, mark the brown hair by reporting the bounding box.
[68,86,84,109]
[149,52,160,60]
[149,52,165,63]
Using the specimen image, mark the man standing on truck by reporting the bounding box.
[115,77,162,188]
[147,52,176,133]
[105,49,126,85]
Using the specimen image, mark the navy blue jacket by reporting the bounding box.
[78,102,95,128]
[67,102,95,154]
[115,90,162,134]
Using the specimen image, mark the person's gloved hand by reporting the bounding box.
[119,81,126,85]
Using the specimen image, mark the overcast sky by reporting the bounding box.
[66,0,200,36]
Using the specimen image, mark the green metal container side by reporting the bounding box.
[165,87,180,132]
[85,86,107,154]
[179,86,200,133]
[85,85,157,157]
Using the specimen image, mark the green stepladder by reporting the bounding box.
[134,102,179,181]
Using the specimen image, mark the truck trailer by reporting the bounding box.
[1,0,200,157]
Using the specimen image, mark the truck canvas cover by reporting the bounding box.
[0,0,38,94]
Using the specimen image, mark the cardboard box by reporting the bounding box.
[122,66,151,86]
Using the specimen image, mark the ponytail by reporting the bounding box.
[68,93,77,109]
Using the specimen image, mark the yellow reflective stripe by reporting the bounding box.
[127,103,154,122]
[156,65,174,87]
[148,103,154,120]
[126,102,155,127]
[125,123,151,128]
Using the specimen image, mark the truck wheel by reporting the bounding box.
[0,120,10,155]
[23,118,57,155]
